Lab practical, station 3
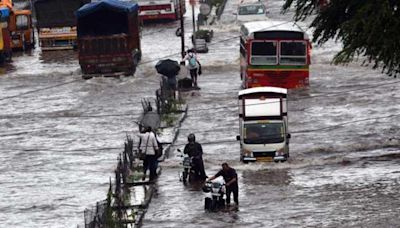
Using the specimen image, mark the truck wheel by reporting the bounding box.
[5,52,12,62]
[82,75,93,80]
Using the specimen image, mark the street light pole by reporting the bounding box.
[179,0,185,58]
[192,3,196,51]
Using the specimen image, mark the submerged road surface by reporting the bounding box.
[0,0,400,227]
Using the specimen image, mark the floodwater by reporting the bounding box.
[1,0,400,227]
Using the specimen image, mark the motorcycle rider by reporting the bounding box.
[208,162,239,208]
[183,133,207,180]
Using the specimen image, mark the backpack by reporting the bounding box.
[188,54,197,68]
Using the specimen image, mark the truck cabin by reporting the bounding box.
[9,10,31,31]
[8,9,33,50]
[12,0,33,10]
[34,0,88,29]
[34,0,90,50]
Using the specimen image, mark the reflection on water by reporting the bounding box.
[0,62,16,76]
[242,168,292,186]
[39,50,77,64]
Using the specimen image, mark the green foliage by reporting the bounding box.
[283,0,400,76]
[165,97,182,114]
[195,29,212,37]
[161,113,178,127]
[210,0,224,7]
[105,184,117,228]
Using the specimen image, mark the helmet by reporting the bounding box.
[188,133,195,142]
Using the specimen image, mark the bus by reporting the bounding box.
[239,20,311,89]
[137,0,185,21]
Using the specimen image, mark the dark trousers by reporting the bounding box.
[143,155,157,181]
[226,184,239,205]
[189,68,198,87]
[193,158,207,179]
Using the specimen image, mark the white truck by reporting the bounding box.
[237,87,290,163]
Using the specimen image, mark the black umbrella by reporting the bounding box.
[155,59,181,77]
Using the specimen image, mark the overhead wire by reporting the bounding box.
[18,112,400,153]
[7,111,399,153]
[1,78,399,120]
[0,79,83,101]
[0,20,355,104]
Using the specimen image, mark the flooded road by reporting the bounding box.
[1,0,400,227]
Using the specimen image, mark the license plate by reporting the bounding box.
[256,157,273,162]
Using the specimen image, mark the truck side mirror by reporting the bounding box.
[287,133,291,139]
[236,135,240,141]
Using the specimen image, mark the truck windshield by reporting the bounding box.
[244,122,284,144]
[238,5,265,15]
[16,15,29,30]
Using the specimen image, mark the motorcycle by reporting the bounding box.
[202,180,226,212]
[178,149,197,183]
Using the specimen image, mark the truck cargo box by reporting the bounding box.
[76,0,141,77]
[239,87,287,119]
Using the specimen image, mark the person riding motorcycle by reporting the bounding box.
[183,133,207,180]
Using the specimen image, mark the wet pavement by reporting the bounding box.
[1,0,400,227]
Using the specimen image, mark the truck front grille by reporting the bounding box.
[253,151,275,157]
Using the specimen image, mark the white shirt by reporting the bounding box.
[183,52,199,70]
[137,132,158,155]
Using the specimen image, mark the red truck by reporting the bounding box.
[76,0,141,78]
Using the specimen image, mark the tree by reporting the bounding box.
[283,0,400,76]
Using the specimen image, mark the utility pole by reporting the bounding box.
[179,0,185,58]
[191,3,196,51]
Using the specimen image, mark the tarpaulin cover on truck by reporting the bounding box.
[34,0,90,28]
[76,0,139,37]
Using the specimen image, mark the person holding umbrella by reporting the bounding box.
[155,59,181,98]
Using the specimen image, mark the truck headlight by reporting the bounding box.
[243,149,252,157]
[276,148,285,156]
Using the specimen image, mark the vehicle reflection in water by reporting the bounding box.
[0,62,16,75]
[39,50,77,64]
[242,168,292,186]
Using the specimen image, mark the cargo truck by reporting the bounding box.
[76,0,141,78]
[0,6,12,63]
[33,0,90,50]
[8,0,34,50]
[237,87,290,163]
